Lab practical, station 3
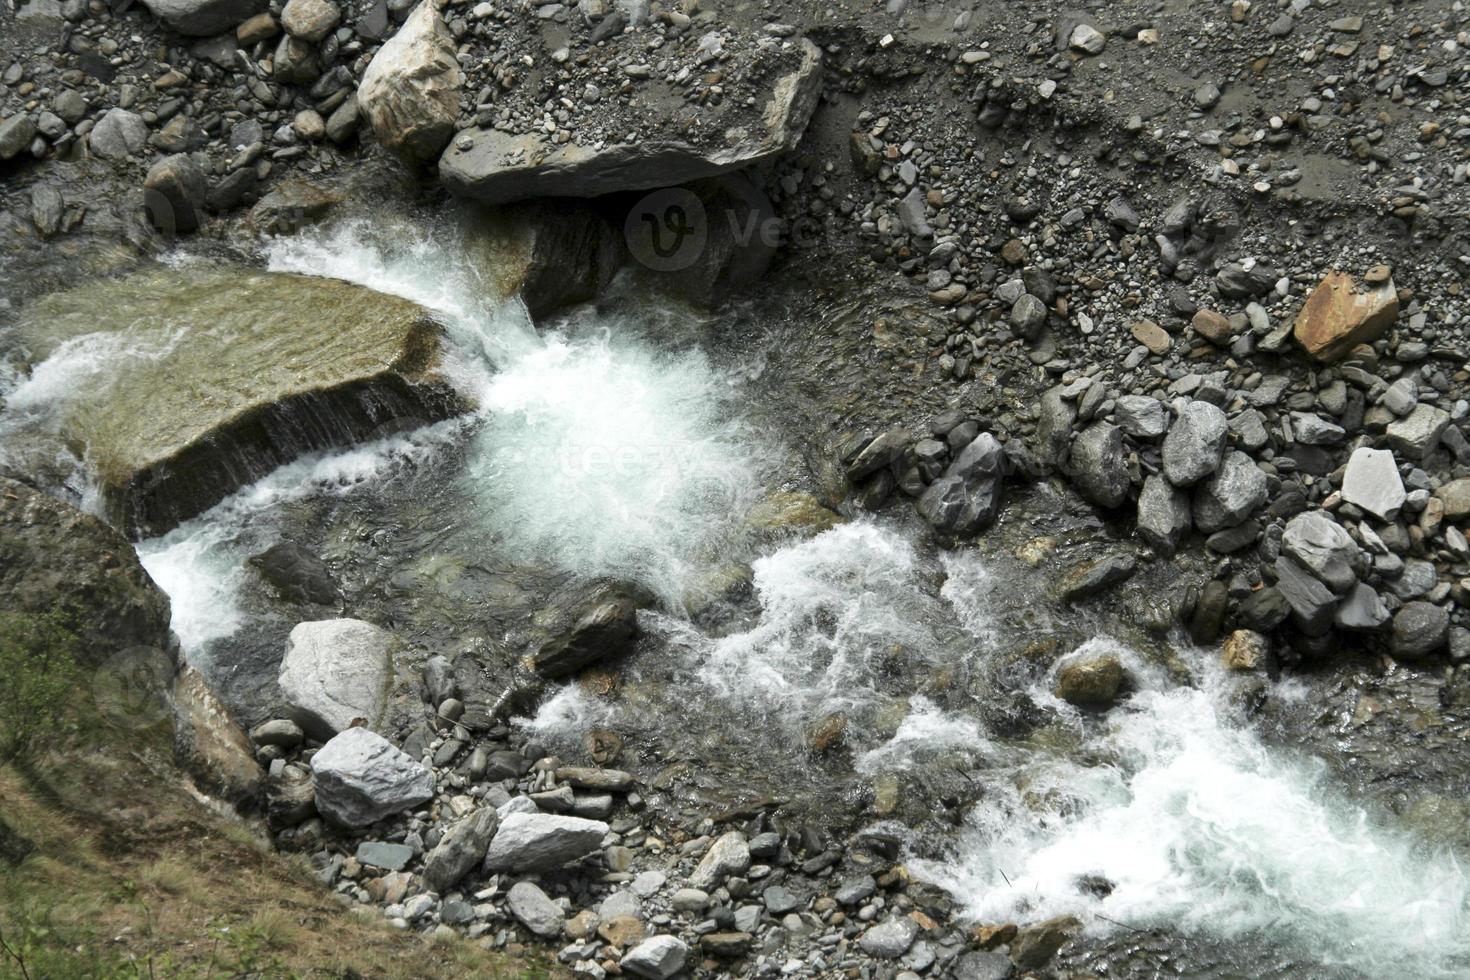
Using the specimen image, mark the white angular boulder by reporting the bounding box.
[482,812,608,873]
[310,727,433,828]
[357,0,462,164]
[278,619,395,739]
[1340,447,1406,521]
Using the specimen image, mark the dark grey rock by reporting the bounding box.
[1069,423,1129,509]
[1392,602,1449,657]
[1281,512,1358,595]
[1134,476,1193,558]
[1193,451,1267,533]
[423,809,497,892]
[1162,401,1228,486]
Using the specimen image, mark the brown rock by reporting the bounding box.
[971,923,1017,949]
[1000,239,1027,265]
[1435,478,1470,521]
[1191,308,1234,345]
[1054,654,1125,707]
[1130,319,1171,355]
[237,12,278,43]
[808,712,849,753]
[1222,629,1268,670]
[1293,270,1399,362]
[597,915,645,950]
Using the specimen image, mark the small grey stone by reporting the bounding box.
[689,831,750,890]
[1393,602,1449,657]
[621,936,691,980]
[356,840,413,871]
[1386,404,1450,461]
[507,880,565,937]
[1114,395,1169,439]
[859,916,920,958]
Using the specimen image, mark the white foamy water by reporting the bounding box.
[265,216,541,384]
[129,217,768,655]
[676,522,976,736]
[467,313,767,605]
[137,421,464,653]
[907,591,1470,978]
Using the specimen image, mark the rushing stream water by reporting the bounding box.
[7,217,1470,978]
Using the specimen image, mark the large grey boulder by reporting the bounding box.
[1069,422,1129,509]
[1340,447,1405,521]
[310,727,433,828]
[89,109,150,160]
[1281,511,1358,595]
[1161,401,1228,486]
[1193,451,1267,532]
[621,936,692,980]
[507,881,565,938]
[278,619,395,739]
[140,0,266,35]
[358,0,462,164]
[440,39,822,203]
[423,809,498,892]
[1136,474,1191,556]
[482,812,608,873]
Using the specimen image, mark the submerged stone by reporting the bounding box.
[13,267,462,536]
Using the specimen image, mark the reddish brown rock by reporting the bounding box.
[1293,270,1399,362]
[1191,308,1234,345]
[1130,319,1171,355]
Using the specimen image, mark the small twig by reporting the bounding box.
[998,868,1013,887]
[0,924,34,980]
[1096,912,1147,934]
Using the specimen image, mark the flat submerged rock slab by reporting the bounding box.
[15,266,463,536]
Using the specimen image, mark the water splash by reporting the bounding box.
[466,310,767,605]
[908,628,1470,978]
[137,421,465,654]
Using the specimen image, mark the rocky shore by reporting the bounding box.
[4,0,1470,976]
